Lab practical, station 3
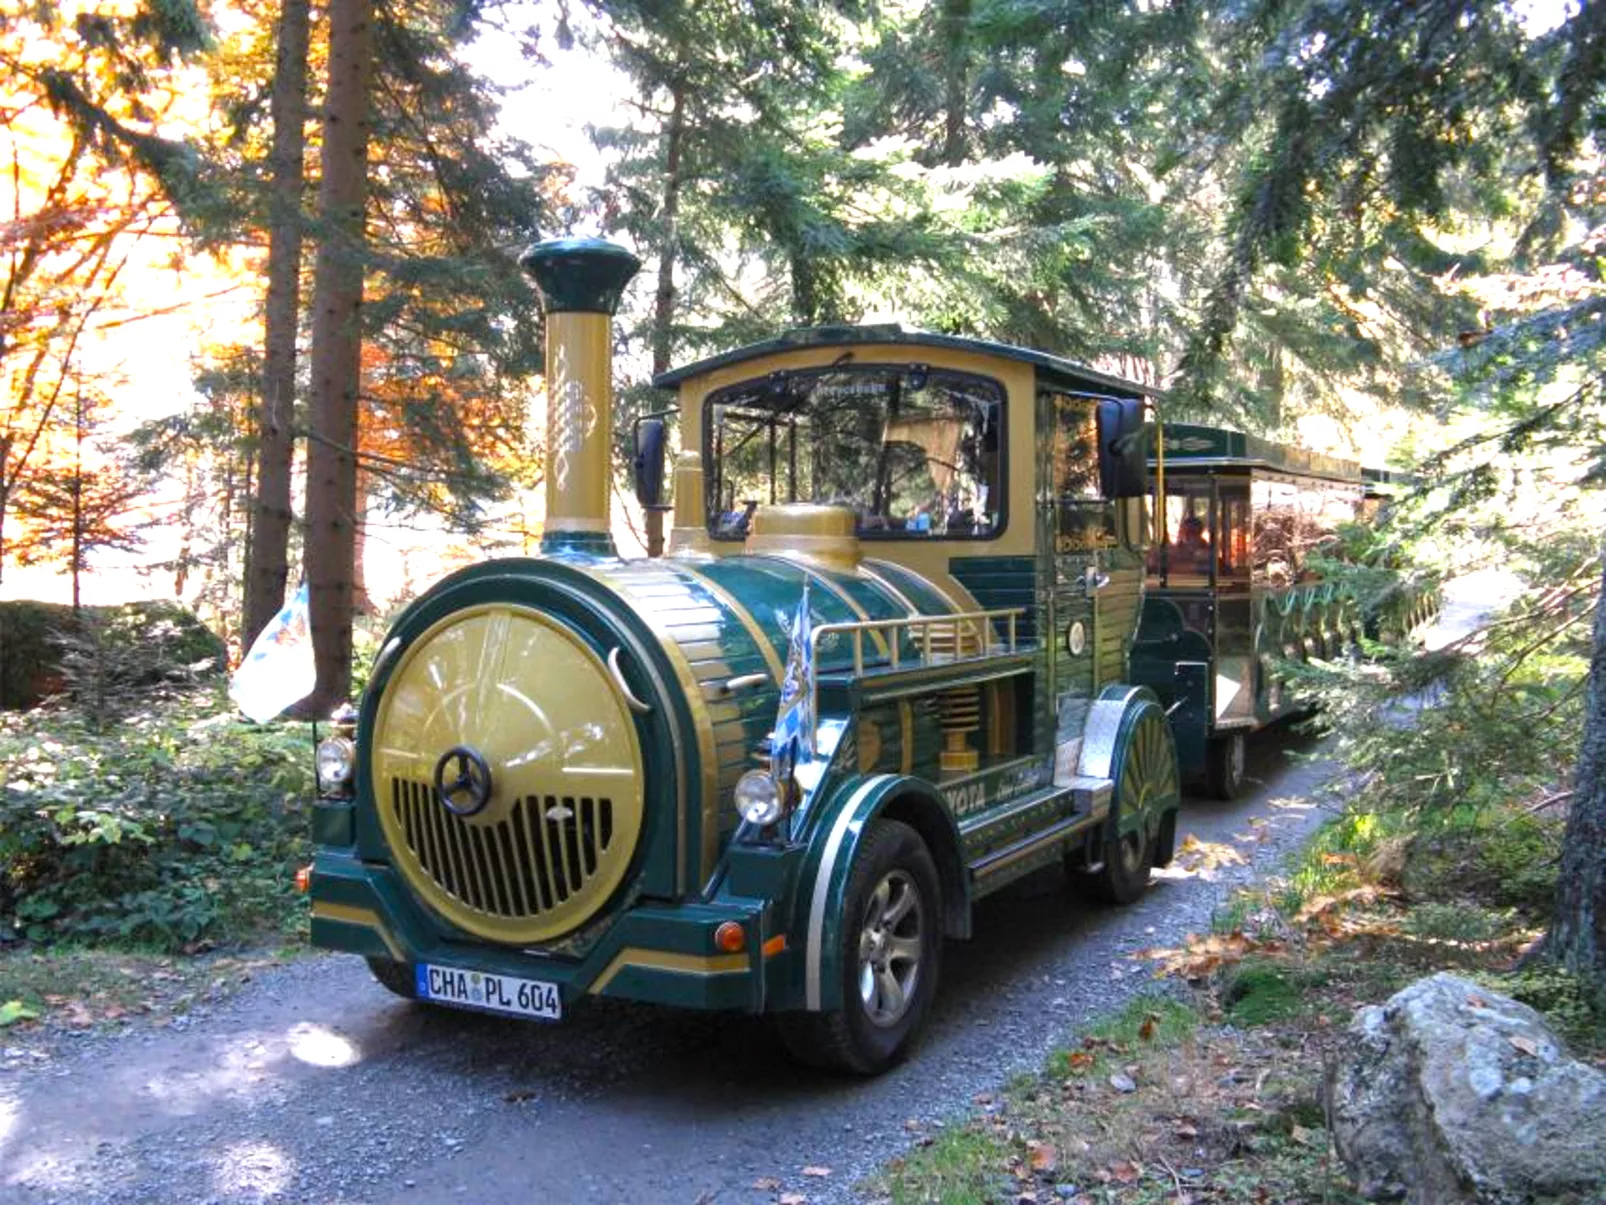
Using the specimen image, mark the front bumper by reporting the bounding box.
[310,849,798,1013]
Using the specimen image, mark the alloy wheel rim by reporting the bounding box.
[856,869,925,1027]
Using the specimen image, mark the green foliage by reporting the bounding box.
[1221,961,1327,1027]
[0,686,311,950]
[0,999,40,1027]
[1479,964,1606,1053]
[0,599,223,712]
[1401,812,1563,918]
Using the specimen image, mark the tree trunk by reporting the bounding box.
[244,0,312,649]
[301,0,375,715]
[646,82,686,559]
[1549,561,1606,988]
[351,466,375,615]
[938,0,972,166]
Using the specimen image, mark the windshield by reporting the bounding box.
[705,365,1004,540]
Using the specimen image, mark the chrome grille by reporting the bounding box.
[391,779,617,920]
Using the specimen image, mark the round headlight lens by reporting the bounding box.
[734,770,784,827]
[316,736,355,791]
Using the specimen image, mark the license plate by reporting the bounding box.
[415,964,562,1020]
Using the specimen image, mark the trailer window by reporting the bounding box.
[705,366,1004,540]
[1146,474,1213,586]
[1215,478,1251,583]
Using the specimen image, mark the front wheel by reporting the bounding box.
[1205,731,1247,801]
[776,819,942,1076]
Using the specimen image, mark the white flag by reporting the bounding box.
[769,580,813,776]
[229,583,316,723]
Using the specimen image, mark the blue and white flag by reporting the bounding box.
[229,583,316,723]
[769,580,813,777]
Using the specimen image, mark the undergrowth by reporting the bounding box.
[0,683,313,951]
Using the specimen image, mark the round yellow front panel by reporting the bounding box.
[370,605,645,944]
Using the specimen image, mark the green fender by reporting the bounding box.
[1083,685,1180,851]
[792,773,969,1013]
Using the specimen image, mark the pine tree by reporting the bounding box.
[301,0,375,714]
[11,381,146,611]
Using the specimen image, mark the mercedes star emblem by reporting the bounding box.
[433,746,493,817]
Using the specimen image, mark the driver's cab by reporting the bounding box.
[647,325,1158,775]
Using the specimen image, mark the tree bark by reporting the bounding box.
[646,82,686,559]
[938,0,972,166]
[1549,560,1606,989]
[301,0,375,715]
[243,0,312,650]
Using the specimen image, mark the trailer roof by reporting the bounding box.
[1153,423,1364,482]
[651,323,1160,399]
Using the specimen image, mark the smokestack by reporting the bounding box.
[519,237,641,555]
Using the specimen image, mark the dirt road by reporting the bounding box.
[0,728,1343,1205]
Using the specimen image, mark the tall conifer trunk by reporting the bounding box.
[244,0,312,650]
[938,0,971,166]
[1549,563,1606,988]
[645,82,685,558]
[302,0,374,714]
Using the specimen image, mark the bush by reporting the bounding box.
[0,685,312,949]
[0,599,225,712]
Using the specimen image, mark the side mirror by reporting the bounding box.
[633,417,668,508]
[1097,398,1148,499]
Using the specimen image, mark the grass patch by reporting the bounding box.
[1220,960,1327,1027]
[0,943,297,1034]
[873,989,1355,1205]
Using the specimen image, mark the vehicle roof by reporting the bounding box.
[1153,422,1364,483]
[651,323,1161,399]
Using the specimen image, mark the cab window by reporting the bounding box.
[705,365,1005,540]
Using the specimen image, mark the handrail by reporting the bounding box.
[803,607,1025,754]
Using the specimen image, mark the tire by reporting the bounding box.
[366,956,417,1000]
[1206,731,1247,801]
[776,819,942,1076]
[1075,700,1176,906]
[1080,821,1151,906]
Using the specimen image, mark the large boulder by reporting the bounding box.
[1328,971,1606,1204]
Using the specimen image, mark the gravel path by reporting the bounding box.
[0,729,1338,1205]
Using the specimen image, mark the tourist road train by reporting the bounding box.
[305,238,1432,1074]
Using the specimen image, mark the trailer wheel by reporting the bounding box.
[777,820,942,1076]
[1205,731,1247,801]
[1076,699,1176,906]
[365,956,417,1000]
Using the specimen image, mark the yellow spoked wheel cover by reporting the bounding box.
[369,604,645,944]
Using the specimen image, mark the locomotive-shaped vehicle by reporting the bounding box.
[307,237,1188,1073]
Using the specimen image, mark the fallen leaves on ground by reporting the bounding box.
[1170,834,1249,875]
[1137,931,1283,979]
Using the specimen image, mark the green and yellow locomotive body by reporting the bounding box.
[308,239,1181,1072]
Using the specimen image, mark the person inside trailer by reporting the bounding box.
[1173,512,1213,574]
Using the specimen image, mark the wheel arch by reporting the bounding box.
[795,773,968,1013]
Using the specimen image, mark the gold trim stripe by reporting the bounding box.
[311,903,406,962]
[589,947,749,994]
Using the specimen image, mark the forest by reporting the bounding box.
[0,0,1604,1200]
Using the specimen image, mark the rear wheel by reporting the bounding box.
[1076,700,1176,906]
[365,956,417,1000]
[777,819,942,1076]
[1206,731,1247,801]
[1080,822,1151,905]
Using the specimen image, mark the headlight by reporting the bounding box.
[734,770,785,827]
[316,736,356,793]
